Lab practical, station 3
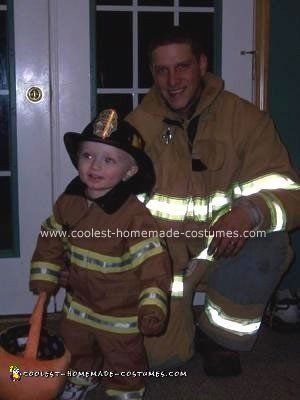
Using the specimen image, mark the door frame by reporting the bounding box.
[254,0,270,111]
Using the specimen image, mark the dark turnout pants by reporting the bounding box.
[145,232,291,369]
[60,318,147,397]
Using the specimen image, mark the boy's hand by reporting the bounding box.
[138,306,166,336]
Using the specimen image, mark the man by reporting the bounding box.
[125,26,300,376]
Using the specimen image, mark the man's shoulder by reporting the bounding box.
[215,88,267,121]
[126,93,165,139]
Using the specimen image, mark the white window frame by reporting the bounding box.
[95,0,218,109]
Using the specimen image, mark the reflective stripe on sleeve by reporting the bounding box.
[138,173,299,223]
[171,274,184,298]
[258,191,287,231]
[42,215,63,231]
[106,388,145,399]
[139,287,168,315]
[233,173,300,197]
[204,297,261,336]
[30,261,61,284]
[138,193,232,222]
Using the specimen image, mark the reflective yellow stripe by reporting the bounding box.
[129,238,163,267]
[42,215,62,231]
[62,237,69,250]
[195,247,214,262]
[233,173,300,197]
[259,192,286,231]
[63,294,139,334]
[106,388,145,399]
[144,196,188,221]
[195,205,231,261]
[138,173,299,222]
[191,192,232,221]
[171,274,184,298]
[41,215,69,248]
[68,370,93,386]
[139,287,168,315]
[205,298,261,336]
[30,261,60,284]
[137,193,147,203]
[140,193,233,222]
[69,238,163,273]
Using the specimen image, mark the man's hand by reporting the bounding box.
[208,207,255,259]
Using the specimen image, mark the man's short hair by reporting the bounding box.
[148,25,204,64]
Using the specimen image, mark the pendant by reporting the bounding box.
[162,127,175,144]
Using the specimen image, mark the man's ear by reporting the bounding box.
[199,54,208,76]
[123,165,139,181]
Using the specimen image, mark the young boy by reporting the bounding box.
[29,109,171,400]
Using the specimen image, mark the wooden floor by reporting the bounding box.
[1,314,300,400]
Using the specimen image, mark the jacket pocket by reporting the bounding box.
[192,140,225,171]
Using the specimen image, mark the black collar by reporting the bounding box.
[64,176,132,214]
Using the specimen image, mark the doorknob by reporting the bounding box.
[26,86,43,103]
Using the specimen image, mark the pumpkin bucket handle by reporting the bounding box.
[24,292,48,359]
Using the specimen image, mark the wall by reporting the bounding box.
[269,0,300,288]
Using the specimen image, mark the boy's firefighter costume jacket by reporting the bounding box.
[29,110,171,397]
[126,72,300,363]
[30,184,171,327]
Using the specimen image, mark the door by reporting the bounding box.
[0,0,254,315]
[0,0,91,314]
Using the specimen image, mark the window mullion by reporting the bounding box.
[132,0,138,109]
[174,0,179,25]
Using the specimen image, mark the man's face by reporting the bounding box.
[151,43,207,117]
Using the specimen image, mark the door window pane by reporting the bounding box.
[138,1,173,5]
[180,12,214,71]
[0,177,12,251]
[0,96,9,170]
[180,0,214,6]
[96,12,132,88]
[0,10,8,90]
[96,1,132,5]
[97,94,133,119]
[93,1,220,113]
[0,1,18,256]
[138,12,173,88]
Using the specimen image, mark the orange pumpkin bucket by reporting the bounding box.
[0,293,71,400]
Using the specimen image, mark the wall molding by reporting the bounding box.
[0,313,61,327]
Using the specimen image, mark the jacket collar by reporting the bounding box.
[64,176,131,214]
[139,72,224,122]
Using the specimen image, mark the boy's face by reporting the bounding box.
[78,141,138,199]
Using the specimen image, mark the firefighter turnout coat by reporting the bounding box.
[126,72,300,364]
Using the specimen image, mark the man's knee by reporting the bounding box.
[209,232,291,305]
